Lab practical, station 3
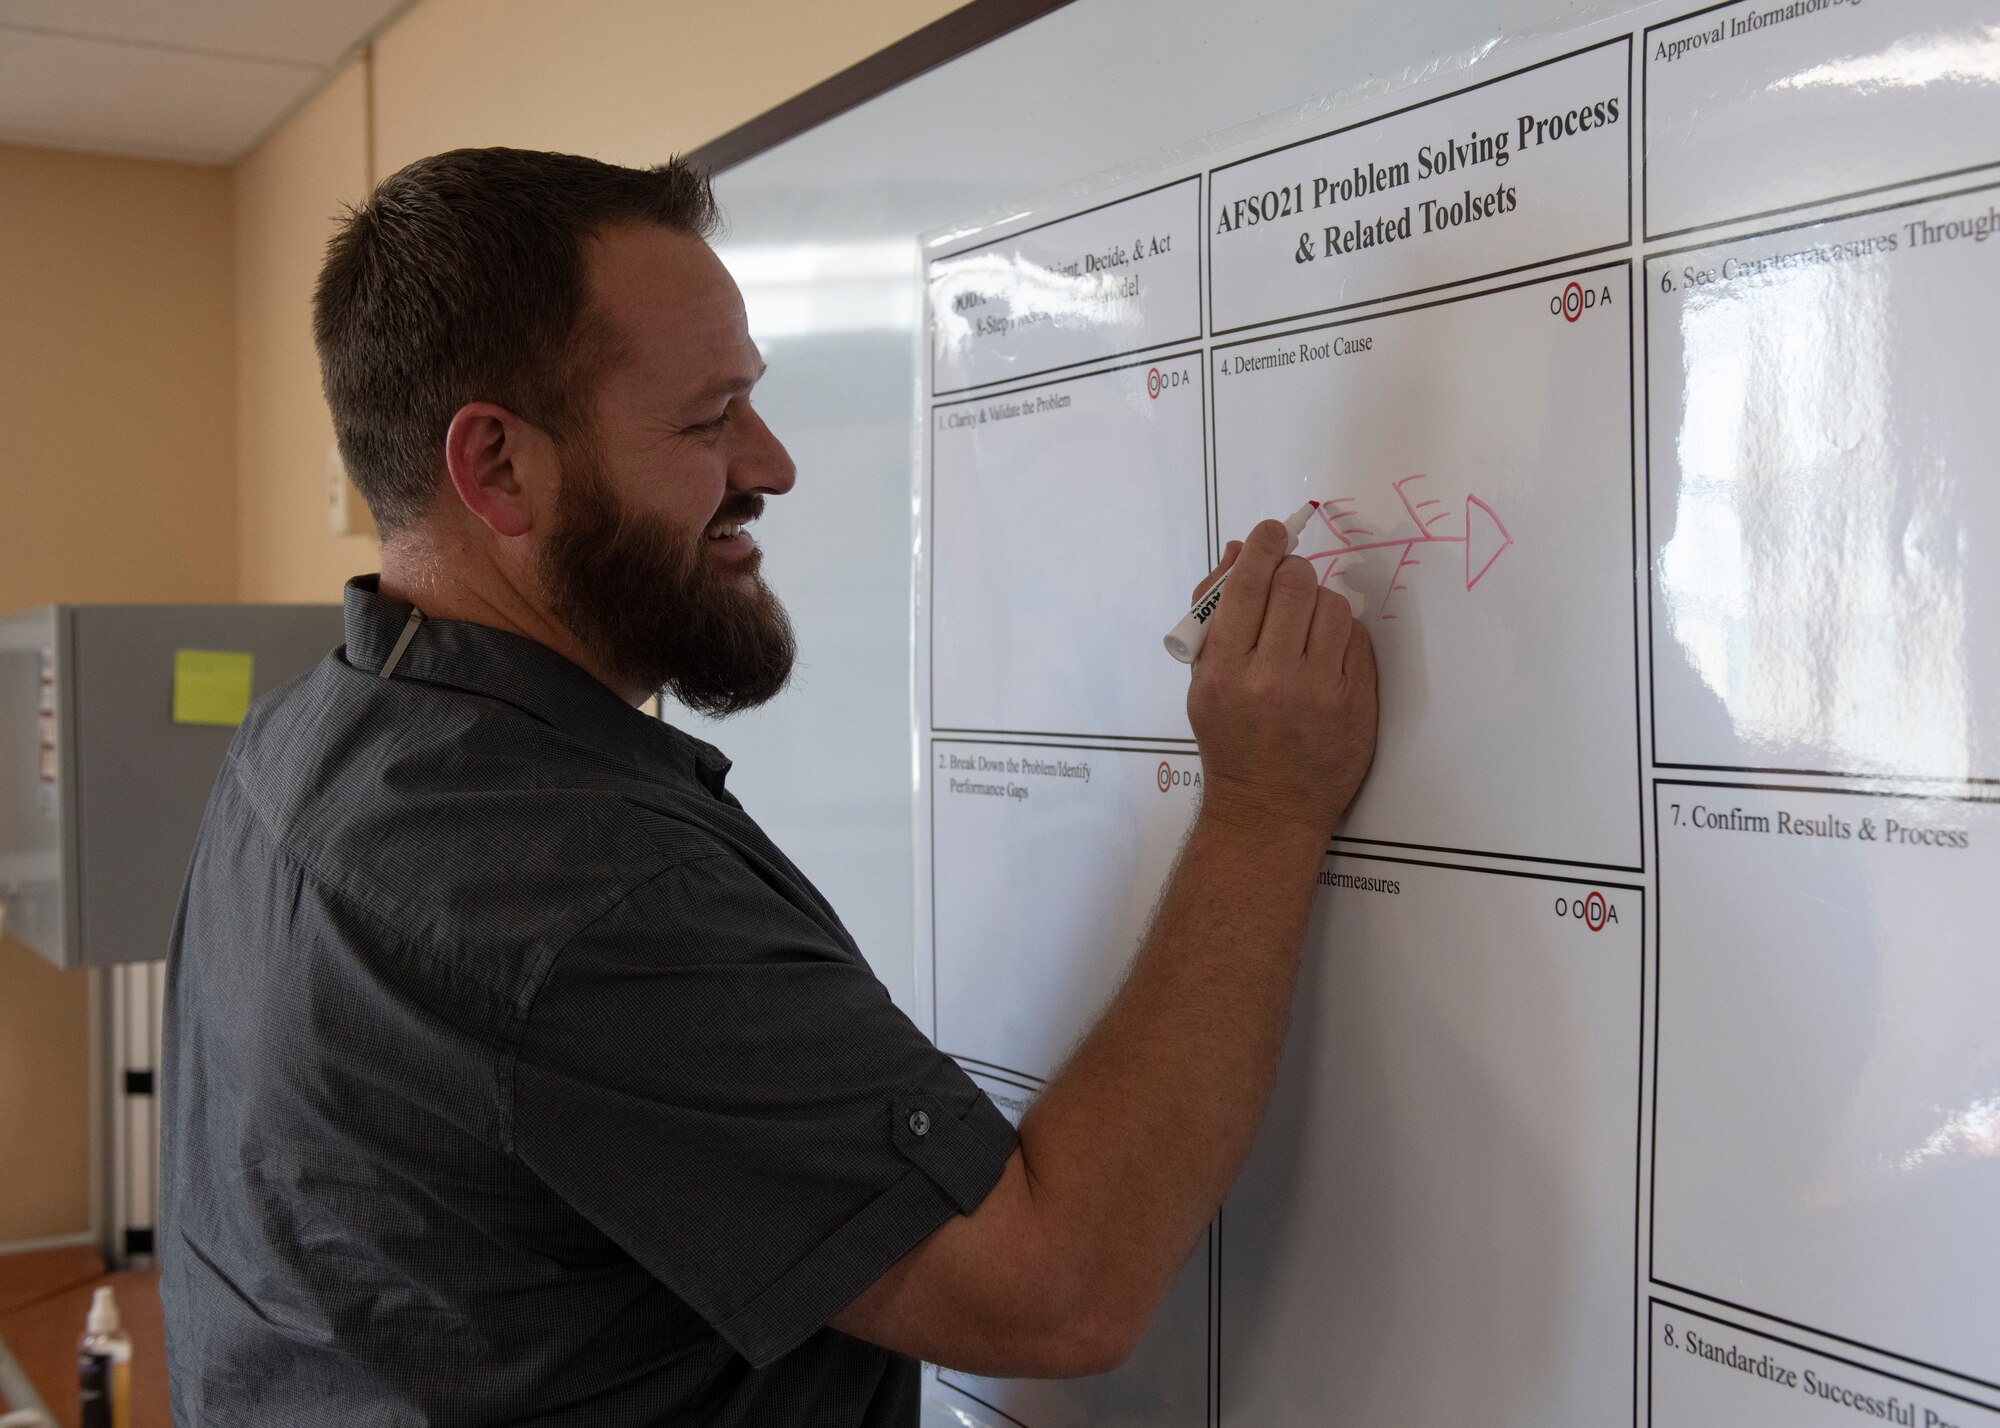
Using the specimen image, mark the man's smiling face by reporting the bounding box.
[537,223,800,714]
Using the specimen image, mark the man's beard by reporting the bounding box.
[539,437,796,717]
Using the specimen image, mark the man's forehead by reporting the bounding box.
[586,223,756,376]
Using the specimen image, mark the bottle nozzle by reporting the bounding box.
[86,1285,120,1335]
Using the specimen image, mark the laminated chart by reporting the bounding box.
[1651,784,2000,1391]
[916,1,1998,1424]
[931,742,1202,1079]
[1646,187,2000,782]
[1211,264,1641,867]
[1642,0,2000,239]
[1219,860,1642,1428]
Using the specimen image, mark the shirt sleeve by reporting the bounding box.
[509,851,1018,1368]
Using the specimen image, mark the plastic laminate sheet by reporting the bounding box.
[912,1,2000,1424]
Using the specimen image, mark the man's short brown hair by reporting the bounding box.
[314,148,719,535]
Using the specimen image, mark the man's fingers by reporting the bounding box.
[1304,584,1355,673]
[1201,520,1289,660]
[1189,541,1242,607]
[1254,555,1322,657]
[1342,616,1378,692]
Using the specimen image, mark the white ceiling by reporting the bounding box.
[0,0,412,165]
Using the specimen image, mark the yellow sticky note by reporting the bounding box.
[173,649,255,727]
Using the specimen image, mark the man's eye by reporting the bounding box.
[687,412,730,434]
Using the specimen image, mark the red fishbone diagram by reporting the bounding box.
[1299,474,1514,620]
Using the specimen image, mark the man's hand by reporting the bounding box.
[831,520,1379,1378]
[1187,521,1377,836]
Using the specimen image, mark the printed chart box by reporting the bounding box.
[927,176,1203,394]
[931,1063,1210,1428]
[1647,186,2000,782]
[1649,1302,2000,1428]
[1209,37,1629,334]
[930,741,1202,1081]
[1653,782,2000,1390]
[1644,0,2000,239]
[931,354,1207,741]
[1220,857,1641,1428]
[1213,265,1642,868]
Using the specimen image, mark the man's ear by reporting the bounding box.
[443,402,555,539]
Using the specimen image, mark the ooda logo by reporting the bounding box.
[1550,280,1615,323]
[1554,890,1619,931]
[1157,762,1203,793]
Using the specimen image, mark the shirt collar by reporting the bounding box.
[341,575,735,797]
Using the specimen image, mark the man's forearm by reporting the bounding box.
[1016,800,1329,1340]
[830,526,1374,1375]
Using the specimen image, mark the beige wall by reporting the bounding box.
[0,142,235,1243]
[0,0,961,1242]
[235,63,377,604]
[373,0,973,174]
[235,0,965,600]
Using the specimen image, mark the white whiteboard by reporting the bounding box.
[702,0,1646,1020]
[705,0,2000,1423]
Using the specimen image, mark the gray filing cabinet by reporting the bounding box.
[0,604,344,968]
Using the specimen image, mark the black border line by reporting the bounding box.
[1624,35,1636,286]
[930,736,940,1038]
[1639,0,2000,243]
[1648,159,2000,248]
[1640,0,1654,242]
[1214,1206,1224,1427]
[1204,847,1646,1428]
[935,725,1199,744]
[1328,833,1639,874]
[1310,846,1643,893]
[1632,776,1649,1428]
[929,351,1209,743]
[1646,1299,2000,1424]
[1641,194,1661,794]
[1624,257,1648,877]
[1204,34,1634,338]
[1200,167,1216,575]
[933,732,1198,750]
[1647,174,2000,264]
[1209,260,1646,874]
[930,176,1205,397]
[1641,177,2000,787]
[1647,786,1668,1389]
[1649,778,2000,1396]
[1657,759,2000,786]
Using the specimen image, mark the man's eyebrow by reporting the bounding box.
[688,359,767,405]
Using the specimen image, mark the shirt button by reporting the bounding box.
[908,1110,931,1137]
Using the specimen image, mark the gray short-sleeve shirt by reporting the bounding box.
[160,576,1016,1427]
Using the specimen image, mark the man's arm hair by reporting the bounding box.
[832,522,1378,1376]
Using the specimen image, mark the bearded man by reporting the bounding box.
[160,148,1377,1426]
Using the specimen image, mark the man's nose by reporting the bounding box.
[734,404,796,496]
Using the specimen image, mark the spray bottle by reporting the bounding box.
[77,1285,131,1428]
